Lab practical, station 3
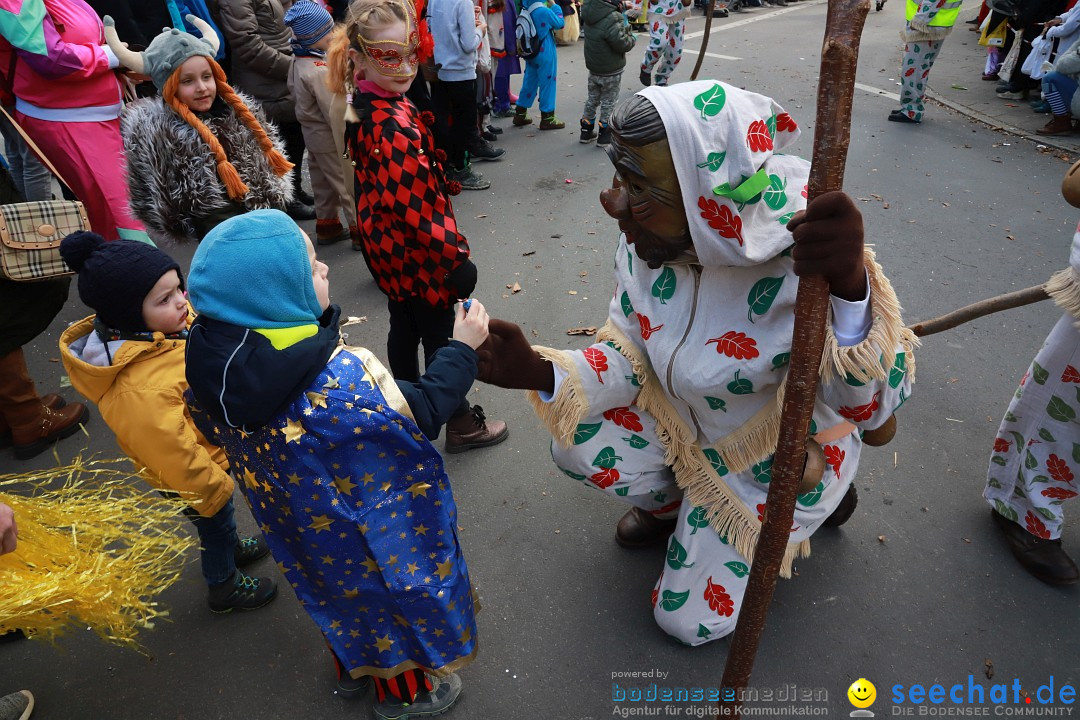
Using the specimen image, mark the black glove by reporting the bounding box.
[447,258,478,299]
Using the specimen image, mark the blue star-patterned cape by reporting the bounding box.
[190,345,478,679]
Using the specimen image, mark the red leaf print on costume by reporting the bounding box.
[604,407,644,432]
[1047,454,1076,485]
[1020,369,1030,387]
[698,196,744,246]
[756,503,799,531]
[639,313,664,340]
[656,500,682,515]
[800,184,808,199]
[651,587,658,609]
[1025,511,1051,539]
[993,438,1011,453]
[706,331,759,360]
[704,577,735,617]
[839,391,881,423]
[746,120,773,152]
[1063,365,1080,383]
[904,67,915,77]
[1043,487,1079,500]
[775,112,797,133]
[583,347,609,384]
[652,21,660,30]
[669,36,675,47]
[590,467,620,489]
[823,445,845,479]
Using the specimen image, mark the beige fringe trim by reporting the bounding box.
[597,324,807,576]
[527,346,590,447]
[820,247,920,386]
[900,25,952,43]
[1046,267,1080,321]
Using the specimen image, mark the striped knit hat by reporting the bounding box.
[284,1,336,48]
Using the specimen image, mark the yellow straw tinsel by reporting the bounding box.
[0,456,196,651]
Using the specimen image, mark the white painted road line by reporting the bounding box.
[854,81,901,102]
[683,0,826,40]
[681,49,742,60]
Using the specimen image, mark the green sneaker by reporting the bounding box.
[207,571,277,613]
[373,673,462,720]
[234,535,270,567]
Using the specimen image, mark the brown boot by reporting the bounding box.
[0,393,65,448]
[539,112,565,131]
[615,507,677,548]
[512,105,532,127]
[444,405,508,454]
[0,348,89,460]
[1037,114,1074,136]
[991,509,1079,585]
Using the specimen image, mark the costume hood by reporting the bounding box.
[637,81,809,269]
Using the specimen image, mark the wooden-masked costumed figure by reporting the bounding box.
[478,82,917,643]
[984,163,1080,586]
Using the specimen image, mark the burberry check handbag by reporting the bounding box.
[0,106,88,282]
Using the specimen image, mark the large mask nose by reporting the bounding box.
[599,179,630,221]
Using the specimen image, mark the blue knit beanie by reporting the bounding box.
[283,1,336,48]
[187,210,324,328]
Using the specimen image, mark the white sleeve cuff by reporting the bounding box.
[103,45,120,69]
[537,364,568,403]
[830,271,872,347]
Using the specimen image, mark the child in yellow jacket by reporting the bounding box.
[57,231,278,613]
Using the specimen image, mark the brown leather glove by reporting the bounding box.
[786,190,867,302]
[476,319,556,393]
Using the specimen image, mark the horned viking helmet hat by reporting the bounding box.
[103,14,220,91]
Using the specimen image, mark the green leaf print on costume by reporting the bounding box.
[623,435,650,449]
[797,480,825,507]
[1039,428,1057,443]
[1004,411,1018,422]
[752,457,773,484]
[889,353,906,389]
[1073,442,1080,464]
[747,276,785,323]
[1009,431,1024,453]
[697,624,712,639]
[696,151,727,172]
[1036,507,1057,522]
[693,83,727,119]
[762,175,788,211]
[993,500,1018,522]
[659,589,690,611]
[1032,361,1049,385]
[652,267,677,304]
[667,537,696,569]
[573,422,603,445]
[593,446,623,469]
[766,115,777,139]
[844,372,866,387]
[615,487,629,496]
[1047,395,1076,422]
[990,456,1006,466]
[686,506,710,535]
[1025,450,1038,470]
[1030,475,1050,484]
[724,561,749,578]
[558,466,587,481]
[988,477,1002,488]
[778,212,795,226]
[625,374,642,387]
[703,448,729,476]
[728,370,754,395]
[620,291,634,318]
[771,352,790,370]
[705,396,727,411]
[627,248,633,275]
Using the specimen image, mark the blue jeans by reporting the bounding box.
[183,498,238,586]
[1042,71,1078,117]
[0,112,53,202]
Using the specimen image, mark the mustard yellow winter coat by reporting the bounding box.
[59,313,234,517]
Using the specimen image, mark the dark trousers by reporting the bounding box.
[386,297,469,417]
[431,78,481,171]
[407,75,433,113]
[182,498,239,586]
[278,119,307,193]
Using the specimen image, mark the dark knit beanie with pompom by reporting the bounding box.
[59,231,183,332]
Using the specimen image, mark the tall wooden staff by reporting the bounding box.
[689,0,717,80]
[718,0,870,714]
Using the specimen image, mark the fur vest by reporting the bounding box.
[121,94,293,244]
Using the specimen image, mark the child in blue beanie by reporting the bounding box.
[57,230,277,614]
[183,209,490,718]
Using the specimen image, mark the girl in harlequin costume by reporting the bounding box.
[477,82,917,644]
[630,0,690,87]
[327,0,509,454]
[983,166,1080,587]
[184,210,489,718]
[104,15,294,243]
[512,0,566,130]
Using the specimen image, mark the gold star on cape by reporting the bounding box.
[287,472,302,486]
[374,635,394,653]
[243,468,258,489]
[283,417,306,444]
[360,556,380,573]
[435,558,454,581]
[333,475,357,496]
[460,627,472,644]
[308,514,334,534]
[407,481,432,498]
[413,523,429,536]
[306,391,328,409]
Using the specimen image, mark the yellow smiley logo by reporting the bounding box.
[848,678,877,709]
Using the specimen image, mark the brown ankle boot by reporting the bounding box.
[1037,114,1074,136]
[444,405,508,454]
[512,105,532,127]
[615,507,678,548]
[0,348,90,460]
[0,393,65,448]
[539,112,565,130]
